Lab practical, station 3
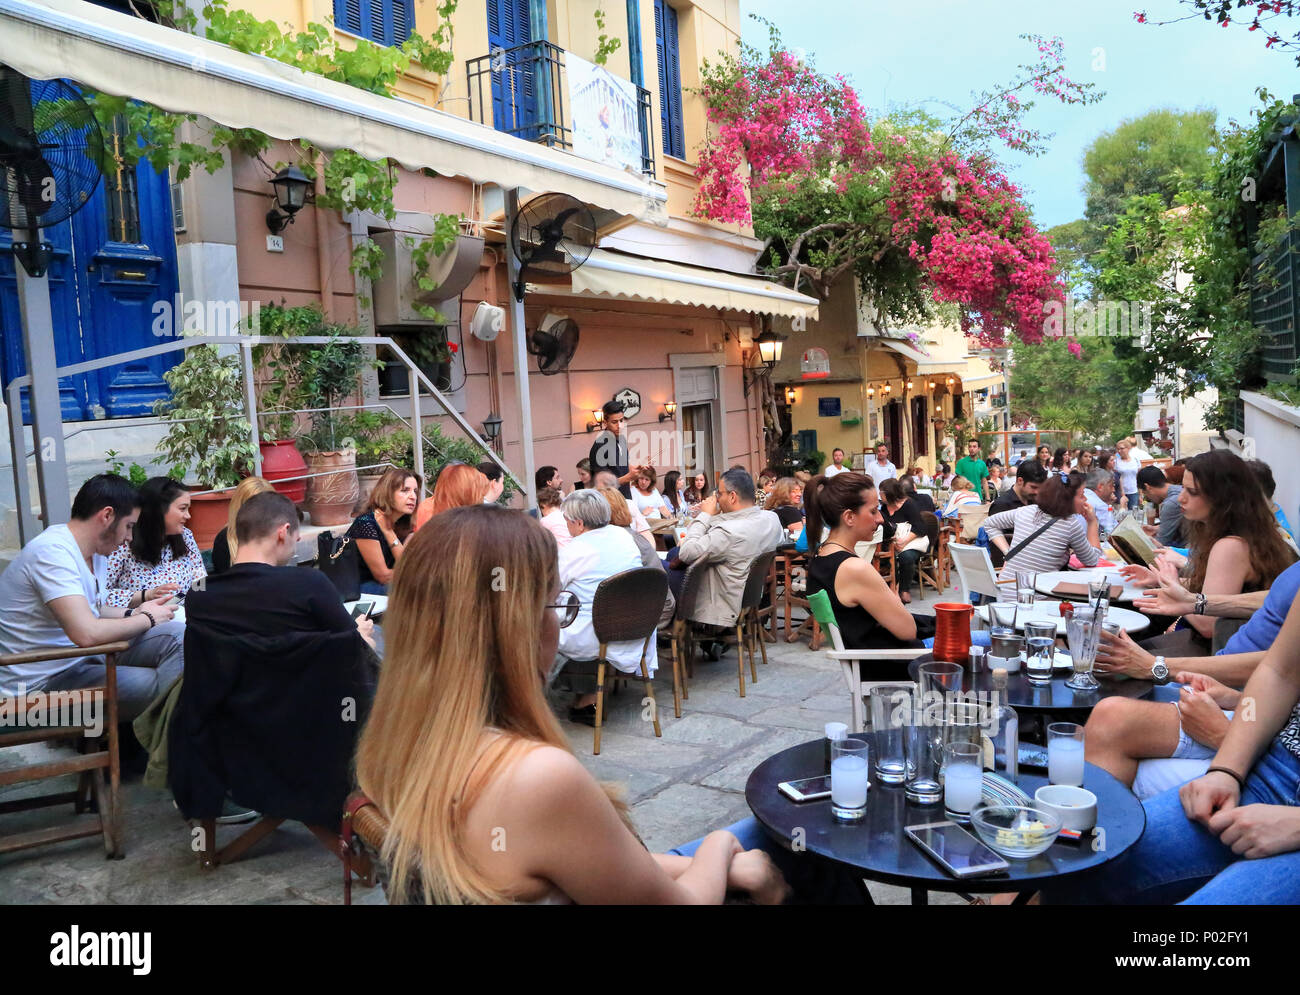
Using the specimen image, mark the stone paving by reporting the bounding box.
[0,585,963,905]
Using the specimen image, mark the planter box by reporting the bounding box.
[1242,390,1300,528]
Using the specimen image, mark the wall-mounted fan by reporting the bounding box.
[508,192,597,301]
[528,311,578,376]
[0,67,105,276]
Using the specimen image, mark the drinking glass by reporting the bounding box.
[831,738,870,820]
[1048,722,1086,786]
[1065,604,1104,691]
[1015,571,1038,607]
[918,661,963,697]
[1024,620,1057,686]
[989,600,1019,631]
[868,684,914,784]
[944,742,984,823]
[1087,575,1110,608]
[904,711,943,805]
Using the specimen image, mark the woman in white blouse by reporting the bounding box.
[105,476,206,608]
[631,467,673,519]
[1114,437,1143,511]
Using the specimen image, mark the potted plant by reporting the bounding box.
[333,410,405,513]
[252,303,323,504]
[152,343,258,549]
[294,332,375,525]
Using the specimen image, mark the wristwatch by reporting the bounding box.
[1194,593,1207,615]
[1150,655,1170,684]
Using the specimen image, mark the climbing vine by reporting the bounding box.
[593,7,623,66]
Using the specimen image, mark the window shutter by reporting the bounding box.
[392,0,414,44]
[665,4,683,158]
[654,0,670,155]
[369,0,389,43]
[334,0,363,35]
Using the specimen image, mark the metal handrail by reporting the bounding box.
[6,333,520,545]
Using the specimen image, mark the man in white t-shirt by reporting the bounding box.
[0,474,184,721]
[866,443,898,488]
[823,448,849,478]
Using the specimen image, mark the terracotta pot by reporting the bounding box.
[187,490,233,551]
[354,470,383,517]
[303,450,360,526]
[259,439,308,505]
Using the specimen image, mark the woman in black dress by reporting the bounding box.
[803,471,921,657]
[878,477,931,604]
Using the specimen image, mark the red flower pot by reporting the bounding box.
[259,439,308,505]
[187,490,233,551]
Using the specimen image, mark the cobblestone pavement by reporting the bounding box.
[0,587,963,905]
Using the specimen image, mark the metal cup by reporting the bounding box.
[990,631,1024,661]
[968,646,987,673]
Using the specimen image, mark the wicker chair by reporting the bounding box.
[0,641,128,858]
[558,567,668,755]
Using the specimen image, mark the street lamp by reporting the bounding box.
[755,329,784,368]
[785,386,797,405]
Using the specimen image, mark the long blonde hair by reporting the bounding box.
[225,477,276,561]
[355,505,624,904]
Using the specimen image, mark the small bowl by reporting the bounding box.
[970,804,1061,859]
[1034,785,1098,832]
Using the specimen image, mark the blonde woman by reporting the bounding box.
[354,505,798,905]
[1114,437,1143,511]
[940,475,981,519]
[211,476,276,574]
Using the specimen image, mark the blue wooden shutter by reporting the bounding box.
[334,0,363,35]
[391,0,414,43]
[335,0,411,44]
[654,0,684,159]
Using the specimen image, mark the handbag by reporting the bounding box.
[317,530,361,602]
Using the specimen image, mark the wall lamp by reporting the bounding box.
[743,330,785,397]
[586,408,604,433]
[658,401,678,423]
[785,386,797,405]
[265,164,311,235]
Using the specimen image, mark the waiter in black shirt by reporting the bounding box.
[588,399,642,499]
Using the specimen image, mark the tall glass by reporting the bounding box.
[830,738,870,821]
[1015,571,1038,608]
[944,742,984,823]
[869,684,914,784]
[918,661,963,697]
[904,716,943,805]
[1065,604,1104,691]
[1024,620,1057,686]
[1048,722,1085,786]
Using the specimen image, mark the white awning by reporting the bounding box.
[877,336,967,374]
[0,0,665,219]
[959,357,1005,390]
[552,249,820,320]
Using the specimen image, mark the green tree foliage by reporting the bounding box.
[1008,337,1145,444]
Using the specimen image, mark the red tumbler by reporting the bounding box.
[932,602,974,664]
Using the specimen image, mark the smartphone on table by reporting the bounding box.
[350,601,374,619]
[905,821,1010,878]
[777,775,833,803]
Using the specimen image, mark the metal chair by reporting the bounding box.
[571,567,669,755]
[807,590,927,734]
[947,541,1011,604]
[0,641,128,858]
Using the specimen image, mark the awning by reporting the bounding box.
[876,336,967,374]
[958,357,1005,390]
[552,248,820,320]
[0,0,665,219]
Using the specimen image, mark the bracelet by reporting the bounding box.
[1206,766,1246,792]
[138,609,156,629]
[1194,593,1207,615]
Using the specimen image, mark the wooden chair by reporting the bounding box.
[0,642,128,858]
[957,502,991,542]
[558,567,668,755]
[736,550,779,681]
[342,791,385,905]
[915,512,945,596]
[782,551,822,650]
[807,590,927,734]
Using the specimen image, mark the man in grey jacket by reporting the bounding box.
[669,467,783,658]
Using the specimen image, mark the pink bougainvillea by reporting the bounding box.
[692,36,1096,347]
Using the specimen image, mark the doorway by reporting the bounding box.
[681,403,714,485]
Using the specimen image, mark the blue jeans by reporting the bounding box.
[360,580,388,596]
[1045,740,1300,904]
[670,816,866,904]
[1125,492,1140,514]
[34,619,185,723]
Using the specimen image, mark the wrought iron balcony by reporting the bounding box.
[467,40,656,178]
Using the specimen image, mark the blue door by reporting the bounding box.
[0,107,179,423]
[486,0,538,140]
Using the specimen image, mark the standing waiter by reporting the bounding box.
[588,400,642,499]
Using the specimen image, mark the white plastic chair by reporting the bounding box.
[947,542,1008,603]
[808,590,927,733]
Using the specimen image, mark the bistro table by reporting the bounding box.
[745,738,1146,905]
[1035,568,1145,604]
[906,653,1154,718]
[976,599,1150,636]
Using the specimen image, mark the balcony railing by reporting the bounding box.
[1251,228,1299,383]
[467,40,656,178]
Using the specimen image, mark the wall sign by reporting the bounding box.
[818,396,841,418]
[614,387,642,419]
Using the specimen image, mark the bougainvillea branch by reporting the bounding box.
[1135,2,1299,63]
[693,25,1100,347]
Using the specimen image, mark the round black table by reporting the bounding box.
[745,738,1146,904]
[907,654,1154,717]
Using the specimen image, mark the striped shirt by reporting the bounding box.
[983,504,1100,579]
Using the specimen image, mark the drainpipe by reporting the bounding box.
[314,152,333,320]
[482,248,503,421]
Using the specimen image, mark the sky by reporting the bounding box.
[739,0,1299,230]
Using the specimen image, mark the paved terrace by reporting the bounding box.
[0,587,963,905]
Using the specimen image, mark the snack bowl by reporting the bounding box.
[1034,785,1098,833]
[969,803,1061,859]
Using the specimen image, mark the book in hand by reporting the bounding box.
[1107,514,1159,568]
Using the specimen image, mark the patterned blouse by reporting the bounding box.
[104,527,207,607]
[1279,703,1300,763]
